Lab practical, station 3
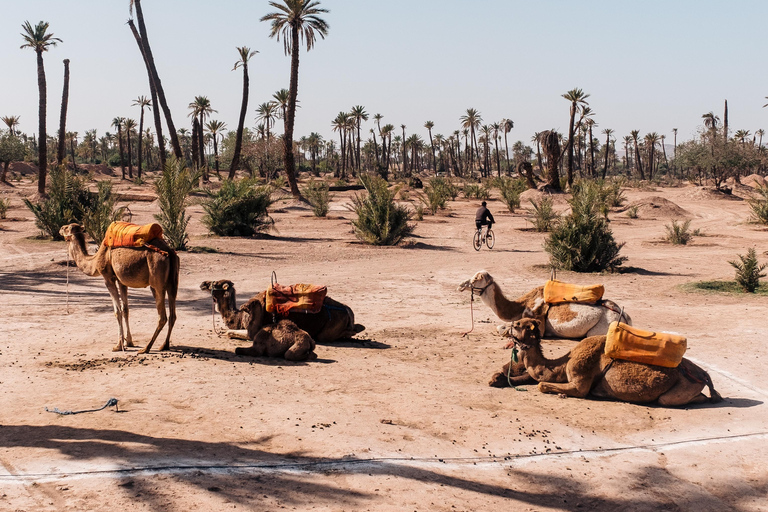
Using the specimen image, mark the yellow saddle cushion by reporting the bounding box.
[605,321,687,368]
[543,279,604,304]
[266,283,328,315]
[104,221,163,248]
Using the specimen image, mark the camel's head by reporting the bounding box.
[200,280,237,310]
[498,316,543,351]
[59,223,84,241]
[457,270,494,294]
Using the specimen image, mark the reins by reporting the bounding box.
[461,278,493,337]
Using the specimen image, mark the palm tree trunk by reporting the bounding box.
[126,130,133,179]
[494,136,501,177]
[602,133,610,179]
[36,49,48,195]
[132,0,182,161]
[213,135,220,176]
[191,118,200,169]
[504,132,510,172]
[566,102,576,187]
[137,108,144,179]
[588,125,595,177]
[282,27,302,197]
[117,127,126,179]
[56,59,70,165]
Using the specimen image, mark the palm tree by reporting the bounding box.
[381,123,394,175]
[459,108,482,175]
[272,88,290,124]
[562,88,590,187]
[644,132,660,180]
[2,116,21,136]
[307,131,322,173]
[56,58,71,165]
[480,125,492,176]
[132,95,151,178]
[350,105,367,172]
[630,130,644,180]
[332,112,350,178]
[205,120,227,177]
[230,46,258,179]
[112,117,126,179]
[491,122,501,177]
[501,118,513,172]
[124,118,137,179]
[702,111,720,135]
[256,101,278,175]
[188,96,216,176]
[373,113,383,167]
[601,128,614,179]
[756,129,765,150]
[539,130,562,191]
[20,20,61,195]
[622,135,632,175]
[128,0,183,161]
[65,131,78,172]
[261,0,329,198]
[424,120,435,175]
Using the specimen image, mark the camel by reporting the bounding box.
[457,270,631,338]
[235,319,317,361]
[500,317,722,406]
[200,279,365,344]
[60,223,179,353]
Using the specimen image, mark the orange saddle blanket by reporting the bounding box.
[266,283,327,315]
[104,221,163,249]
[605,321,687,368]
[543,279,605,304]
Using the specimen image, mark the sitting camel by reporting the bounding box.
[457,270,631,338]
[60,223,179,353]
[200,279,365,344]
[236,319,317,361]
[500,317,722,406]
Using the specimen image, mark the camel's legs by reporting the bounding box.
[657,377,707,406]
[118,283,134,347]
[538,376,594,398]
[139,286,168,354]
[159,287,176,352]
[103,277,126,352]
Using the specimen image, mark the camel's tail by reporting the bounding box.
[168,249,180,302]
[680,358,723,403]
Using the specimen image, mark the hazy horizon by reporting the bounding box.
[2,0,766,148]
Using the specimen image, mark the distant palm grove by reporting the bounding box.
[3,0,768,195]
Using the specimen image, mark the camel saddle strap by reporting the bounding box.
[543,279,604,305]
[266,283,327,315]
[605,321,687,368]
[104,221,164,249]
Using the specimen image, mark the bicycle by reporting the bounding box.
[473,224,495,251]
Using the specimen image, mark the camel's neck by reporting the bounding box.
[519,342,569,383]
[67,233,102,277]
[216,291,248,330]
[480,282,529,322]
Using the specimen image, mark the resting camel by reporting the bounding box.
[60,223,179,353]
[235,319,317,361]
[500,317,722,406]
[200,279,365,344]
[457,270,631,338]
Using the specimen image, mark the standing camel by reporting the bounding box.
[60,223,179,353]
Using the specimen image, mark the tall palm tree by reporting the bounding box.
[433,133,444,174]
[2,116,21,136]
[702,112,719,134]
[205,120,227,177]
[350,105,367,172]
[188,96,216,175]
[601,128,614,179]
[230,46,258,179]
[424,120,435,174]
[480,125,492,176]
[381,123,394,175]
[132,95,151,177]
[539,130,562,191]
[124,118,137,179]
[20,20,61,195]
[307,131,322,173]
[756,129,765,150]
[531,132,543,176]
[128,0,183,161]
[256,101,278,174]
[56,59,71,165]
[491,122,501,177]
[331,112,350,178]
[112,117,126,179]
[261,0,329,198]
[644,132,660,180]
[585,117,597,177]
[272,88,290,124]
[562,88,590,187]
[373,113,383,166]
[459,108,482,175]
[501,118,513,171]
[622,135,632,175]
[630,129,644,180]
[400,124,408,176]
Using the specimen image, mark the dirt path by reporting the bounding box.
[1,178,767,511]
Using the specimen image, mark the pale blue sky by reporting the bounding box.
[2,1,766,147]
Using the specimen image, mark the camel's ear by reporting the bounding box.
[200,281,211,291]
[222,283,229,290]
[71,224,84,233]
[522,307,536,319]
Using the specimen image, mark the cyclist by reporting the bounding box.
[475,201,495,233]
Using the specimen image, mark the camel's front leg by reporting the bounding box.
[118,283,134,347]
[139,286,167,354]
[104,278,126,352]
[538,375,594,398]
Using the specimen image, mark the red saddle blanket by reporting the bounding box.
[266,283,327,315]
[104,221,163,248]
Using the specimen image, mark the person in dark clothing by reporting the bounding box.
[475,201,495,231]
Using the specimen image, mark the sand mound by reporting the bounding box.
[8,162,38,175]
[742,174,766,188]
[78,163,115,176]
[682,186,743,201]
[520,187,571,207]
[625,196,691,218]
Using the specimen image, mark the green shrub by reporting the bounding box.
[413,204,424,221]
[154,158,198,250]
[544,186,626,272]
[420,178,453,214]
[302,180,333,217]
[23,165,92,240]
[463,183,490,200]
[604,180,627,208]
[626,205,639,219]
[528,197,559,232]
[729,248,767,293]
[0,197,9,219]
[665,219,692,245]
[497,177,527,212]
[202,178,275,236]
[81,181,126,245]
[748,185,768,224]
[350,174,413,245]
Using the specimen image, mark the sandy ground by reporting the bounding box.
[1,174,767,511]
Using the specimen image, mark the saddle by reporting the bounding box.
[104,221,163,249]
[266,282,327,316]
[605,321,687,368]
[543,279,604,305]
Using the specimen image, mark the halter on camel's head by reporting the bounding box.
[457,270,494,296]
[500,314,543,350]
[59,223,84,242]
[200,280,237,308]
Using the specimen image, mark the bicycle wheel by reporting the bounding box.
[472,230,482,251]
[485,229,495,249]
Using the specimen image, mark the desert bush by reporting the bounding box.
[413,203,424,221]
[81,180,126,245]
[154,158,198,249]
[463,183,491,200]
[603,180,627,208]
[202,178,275,237]
[420,177,453,214]
[665,219,692,245]
[350,174,413,245]
[497,177,527,212]
[527,197,559,232]
[23,165,92,240]
[729,247,767,293]
[626,205,639,219]
[398,188,410,201]
[302,180,333,217]
[748,185,768,224]
[544,186,626,272]
[0,197,9,219]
